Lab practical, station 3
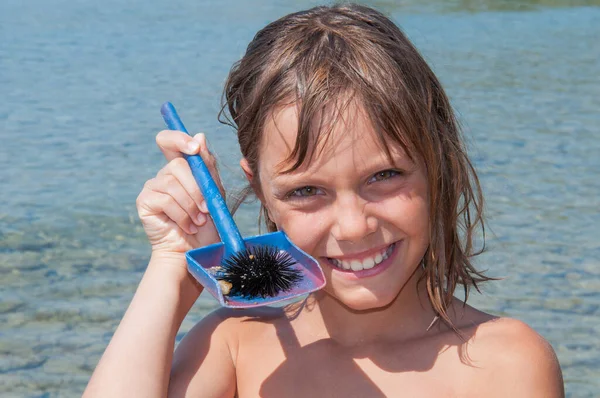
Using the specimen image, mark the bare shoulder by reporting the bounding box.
[196,305,289,339]
[169,306,286,397]
[465,316,565,397]
[175,305,288,362]
[470,317,560,367]
[188,305,283,331]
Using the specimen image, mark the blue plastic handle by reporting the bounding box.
[160,102,245,257]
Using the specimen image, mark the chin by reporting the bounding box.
[329,288,400,312]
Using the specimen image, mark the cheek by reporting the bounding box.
[402,198,429,234]
[375,188,429,235]
[401,176,430,237]
[269,207,328,254]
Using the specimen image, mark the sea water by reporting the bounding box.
[1,0,599,396]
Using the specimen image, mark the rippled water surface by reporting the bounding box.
[1,0,599,396]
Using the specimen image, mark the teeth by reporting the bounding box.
[350,260,362,271]
[363,257,375,270]
[329,244,393,272]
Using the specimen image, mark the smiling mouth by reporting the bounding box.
[326,243,395,272]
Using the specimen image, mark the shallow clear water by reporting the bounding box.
[1,0,599,396]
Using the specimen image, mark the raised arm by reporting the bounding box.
[83,131,228,397]
[168,309,239,397]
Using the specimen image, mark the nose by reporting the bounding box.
[330,193,378,243]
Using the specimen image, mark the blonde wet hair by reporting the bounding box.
[221,3,490,330]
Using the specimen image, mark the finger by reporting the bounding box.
[159,158,210,220]
[145,175,208,226]
[192,133,226,201]
[162,135,226,210]
[156,130,200,162]
[193,133,209,152]
[141,188,199,235]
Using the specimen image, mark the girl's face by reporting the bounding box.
[246,103,430,311]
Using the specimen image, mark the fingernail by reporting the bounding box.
[189,225,199,234]
[197,213,206,224]
[195,134,208,152]
[200,201,208,213]
[187,141,200,153]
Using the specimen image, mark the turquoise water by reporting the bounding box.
[1,0,599,396]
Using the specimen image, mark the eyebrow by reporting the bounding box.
[269,171,313,188]
[270,153,414,186]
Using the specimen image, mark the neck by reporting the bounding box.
[304,269,438,346]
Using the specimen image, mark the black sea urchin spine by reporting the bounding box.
[219,246,303,298]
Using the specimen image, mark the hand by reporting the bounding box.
[136,130,223,265]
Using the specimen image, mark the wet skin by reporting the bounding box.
[253,102,430,311]
[169,103,564,398]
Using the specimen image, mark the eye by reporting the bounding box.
[368,169,400,183]
[287,186,323,198]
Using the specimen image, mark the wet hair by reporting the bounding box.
[220,3,491,329]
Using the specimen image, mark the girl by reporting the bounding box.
[84,4,563,397]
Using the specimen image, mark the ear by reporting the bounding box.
[240,158,270,218]
[239,158,253,183]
